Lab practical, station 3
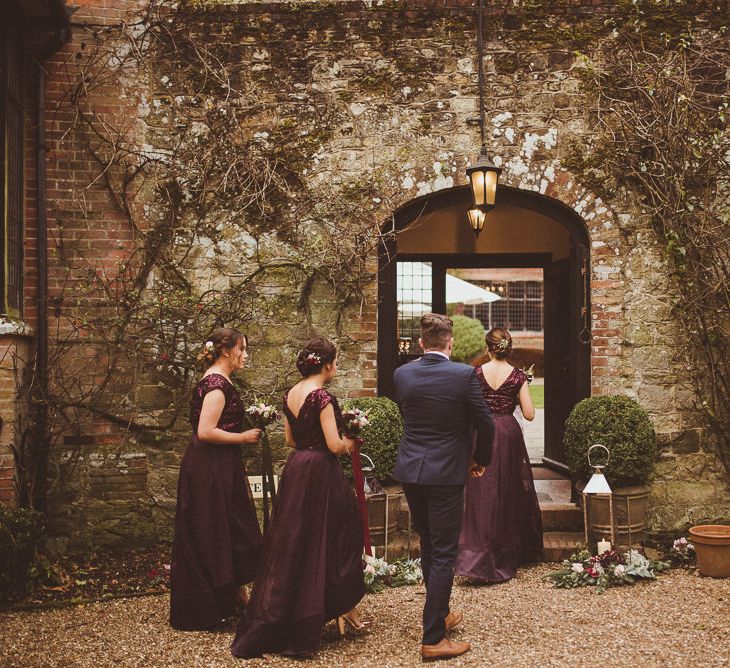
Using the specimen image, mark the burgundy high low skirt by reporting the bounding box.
[170,435,262,630]
[455,413,543,582]
[231,447,364,658]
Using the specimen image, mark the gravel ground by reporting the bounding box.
[2,566,728,668]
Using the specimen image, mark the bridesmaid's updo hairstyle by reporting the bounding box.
[486,327,512,360]
[197,327,246,368]
[296,337,337,377]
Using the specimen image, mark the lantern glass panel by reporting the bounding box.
[485,169,498,206]
[469,170,486,208]
[467,208,485,232]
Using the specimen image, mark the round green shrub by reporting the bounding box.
[341,396,403,482]
[451,315,485,364]
[564,395,657,487]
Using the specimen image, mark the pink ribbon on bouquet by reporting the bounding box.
[349,438,373,557]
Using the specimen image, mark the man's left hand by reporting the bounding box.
[468,462,485,477]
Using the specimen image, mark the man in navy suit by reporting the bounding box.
[394,313,494,661]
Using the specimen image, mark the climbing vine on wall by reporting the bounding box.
[14,0,398,508]
[566,1,729,474]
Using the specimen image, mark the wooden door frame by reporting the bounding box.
[377,184,591,469]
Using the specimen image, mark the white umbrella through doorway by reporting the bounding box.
[397,261,501,307]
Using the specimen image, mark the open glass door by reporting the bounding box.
[446,267,545,463]
[396,261,432,365]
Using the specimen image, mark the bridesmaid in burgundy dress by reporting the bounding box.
[170,328,263,630]
[456,327,543,582]
[232,337,366,659]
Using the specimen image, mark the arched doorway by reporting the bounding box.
[378,185,591,472]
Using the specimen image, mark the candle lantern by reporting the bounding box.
[463,0,503,233]
[581,444,617,553]
[466,154,502,213]
[467,208,486,237]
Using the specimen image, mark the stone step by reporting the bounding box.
[541,503,583,531]
[532,466,569,480]
[382,483,584,563]
[396,490,583,531]
[543,531,585,562]
[377,530,585,564]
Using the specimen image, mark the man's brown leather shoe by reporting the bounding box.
[421,638,471,662]
[444,611,463,632]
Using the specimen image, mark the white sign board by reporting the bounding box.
[248,475,279,499]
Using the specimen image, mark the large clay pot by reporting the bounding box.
[579,483,651,551]
[367,490,401,548]
[689,525,730,578]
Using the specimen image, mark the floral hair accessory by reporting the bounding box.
[496,338,509,351]
[205,341,214,349]
[305,352,322,365]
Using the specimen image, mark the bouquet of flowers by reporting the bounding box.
[363,554,422,593]
[522,364,535,384]
[246,401,280,533]
[544,548,670,593]
[246,402,280,429]
[342,408,370,439]
[665,537,696,566]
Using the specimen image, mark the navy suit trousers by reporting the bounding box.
[403,482,464,645]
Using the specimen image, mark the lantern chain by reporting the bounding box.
[477,0,487,155]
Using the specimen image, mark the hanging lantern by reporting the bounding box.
[464,0,503,226]
[466,208,486,236]
[466,153,502,212]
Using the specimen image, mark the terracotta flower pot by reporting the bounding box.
[688,525,730,578]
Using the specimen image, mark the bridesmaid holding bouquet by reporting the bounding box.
[232,337,366,659]
[169,328,263,630]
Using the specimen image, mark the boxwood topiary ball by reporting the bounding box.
[341,396,403,483]
[451,315,486,364]
[564,395,657,488]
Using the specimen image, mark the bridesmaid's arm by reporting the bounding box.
[284,417,295,448]
[518,382,535,421]
[320,404,356,456]
[197,390,261,445]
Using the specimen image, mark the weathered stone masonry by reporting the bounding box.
[1,0,727,549]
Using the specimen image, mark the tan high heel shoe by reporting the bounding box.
[337,610,370,636]
[234,586,249,614]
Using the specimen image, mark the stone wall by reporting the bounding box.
[3,0,725,549]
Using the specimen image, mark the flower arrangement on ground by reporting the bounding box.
[363,554,422,593]
[544,548,670,593]
[665,537,696,567]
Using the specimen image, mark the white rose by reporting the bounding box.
[571,563,584,573]
[614,564,626,575]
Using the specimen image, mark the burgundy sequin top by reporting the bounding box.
[282,388,343,451]
[475,366,528,416]
[190,373,244,433]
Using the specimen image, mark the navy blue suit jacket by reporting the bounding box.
[393,353,495,486]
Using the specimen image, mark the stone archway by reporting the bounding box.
[377,183,593,470]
